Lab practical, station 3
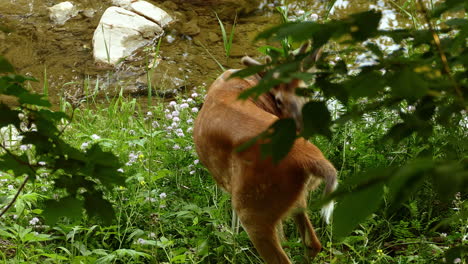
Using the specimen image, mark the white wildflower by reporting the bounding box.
[159,192,167,199]
[91,134,101,140]
[19,145,29,151]
[117,168,124,173]
[29,217,40,225]
[173,144,180,150]
[194,159,199,165]
[191,92,198,98]
[180,103,189,109]
[81,142,89,150]
[191,107,199,113]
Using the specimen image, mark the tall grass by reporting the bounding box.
[214,12,237,62]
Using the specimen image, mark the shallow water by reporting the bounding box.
[0,0,450,107]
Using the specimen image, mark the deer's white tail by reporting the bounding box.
[319,163,338,224]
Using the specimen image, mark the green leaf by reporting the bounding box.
[301,101,332,138]
[18,92,51,107]
[0,56,14,73]
[345,69,385,99]
[43,196,84,225]
[0,104,21,128]
[0,153,31,177]
[388,67,428,99]
[386,159,433,211]
[260,119,297,163]
[348,10,382,41]
[444,246,468,264]
[333,171,385,239]
[84,192,115,225]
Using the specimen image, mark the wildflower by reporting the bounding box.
[170,122,178,128]
[454,258,461,263]
[191,92,198,98]
[191,107,199,113]
[172,117,180,122]
[172,110,180,117]
[152,121,160,128]
[140,180,146,186]
[7,185,14,190]
[166,126,173,131]
[149,232,156,238]
[147,111,153,117]
[91,134,101,140]
[169,101,177,107]
[38,161,46,166]
[165,113,173,119]
[19,145,29,151]
[176,132,184,137]
[138,154,144,159]
[13,215,18,219]
[185,146,192,151]
[164,109,170,113]
[187,98,194,104]
[159,192,167,199]
[187,118,194,124]
[173,144,180,150]
[376,249,383,256]
[29,217,40,225]
[136,238,146,245]
[129,130,136,135]
[194,159,199,165]
[81,142,89,149]
[187,127,193,133]
[440,233,447,238]
[126,152,139,166]
[190,170,195,175]
[180,103,189,109]
[117,168,124,173]
[118,186,126,190]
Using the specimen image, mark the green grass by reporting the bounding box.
[0,89,465,263]
[214,12,237,63]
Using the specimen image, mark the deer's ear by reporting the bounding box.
[241,56,261,66]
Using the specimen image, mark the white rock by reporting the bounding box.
[130,1,173,28]
[92,6,163,65]
[48,1,78,25]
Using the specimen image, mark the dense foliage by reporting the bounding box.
[0,0,467,263]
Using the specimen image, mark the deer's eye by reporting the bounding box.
[275,95,283,109]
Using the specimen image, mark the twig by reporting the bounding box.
[0,143,37,218]
[0,175,30,218]
[417,0,464,100]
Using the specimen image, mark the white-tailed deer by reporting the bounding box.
[193,55,337,264]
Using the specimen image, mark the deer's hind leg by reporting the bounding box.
[235,209,292,264]
[293,195,322,262]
